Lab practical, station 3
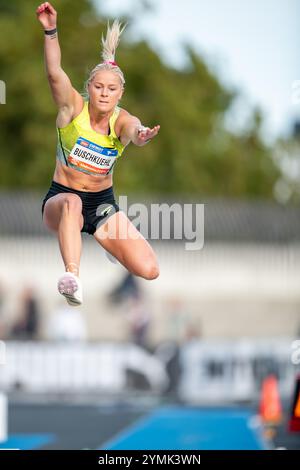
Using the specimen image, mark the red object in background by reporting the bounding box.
[288,374,300,433]
[259,374,282,425]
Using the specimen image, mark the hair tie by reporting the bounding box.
[103,60,118,67]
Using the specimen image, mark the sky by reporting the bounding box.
[96,0,300,143]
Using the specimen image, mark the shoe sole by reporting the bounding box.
[58,275,82,306]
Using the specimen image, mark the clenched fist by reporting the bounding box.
[36,2,57,30]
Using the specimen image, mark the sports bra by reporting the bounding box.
[56,100,125,176]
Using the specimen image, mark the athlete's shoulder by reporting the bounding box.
[116,107,138,126]
[116,106,131,118]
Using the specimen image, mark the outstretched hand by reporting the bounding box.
[136,125,160,145]
[36,2,57,30]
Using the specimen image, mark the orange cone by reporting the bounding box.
[259,374,282,425]
[288,374,300,432]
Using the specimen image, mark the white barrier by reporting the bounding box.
[0,340,298,403]
[0,393,7,443]
[0,342,169,394]
[178,338,298,403]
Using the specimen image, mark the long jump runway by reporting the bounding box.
[0,402,267,450]
[100,406,266,450]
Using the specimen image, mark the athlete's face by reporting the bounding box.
[88,71,123,112]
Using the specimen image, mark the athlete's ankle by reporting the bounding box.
[65,262,79,277]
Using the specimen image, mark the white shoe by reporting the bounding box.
[57,272,83,306]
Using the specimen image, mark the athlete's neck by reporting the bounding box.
[88,101,114,126]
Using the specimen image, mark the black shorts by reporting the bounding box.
[41,180,120,235]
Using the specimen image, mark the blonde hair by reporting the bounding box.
[84,19,126,97]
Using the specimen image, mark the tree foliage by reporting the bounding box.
[0,0,285,199]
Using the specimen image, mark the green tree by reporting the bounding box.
[273,132,300,204]
[0,0,283,200]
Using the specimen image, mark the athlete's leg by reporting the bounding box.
[43,193,85,306]
[93,211,159,280]
[43,193,84,276]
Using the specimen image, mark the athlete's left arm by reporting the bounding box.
[120,115,160,147]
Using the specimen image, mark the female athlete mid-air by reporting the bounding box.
[36,2,160,306]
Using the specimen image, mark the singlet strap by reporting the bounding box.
[57,127,69,166]
[109,106,120,139]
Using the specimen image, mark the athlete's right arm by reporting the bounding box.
[36,2,81,113]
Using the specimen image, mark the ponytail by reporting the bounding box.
[101,19,126,63]
[84,19,126,95]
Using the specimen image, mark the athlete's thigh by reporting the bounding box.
[93,211,158,271]
[43,193,84,232]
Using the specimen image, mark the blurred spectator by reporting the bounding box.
[108,272,140,304]
[0,280,7,339]
[0,280,4,311]
[11,285,40,340]
[155,341,181,398]
[166,296,190,343]
[47,302,87,342]
[296,322,300,338]
[125,294,150,349]
[185,323,202,342]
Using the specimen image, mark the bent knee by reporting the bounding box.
[43,193,83,233]
[61,194,82,215]
[140,259,160,280]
